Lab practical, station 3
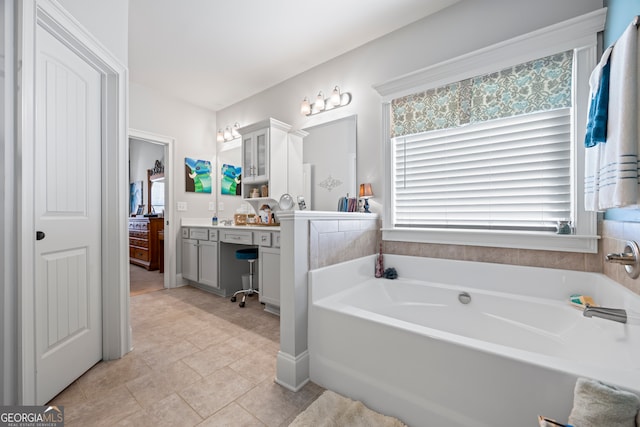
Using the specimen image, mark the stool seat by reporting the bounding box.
[231,247,259,307]
[235,247,258,260]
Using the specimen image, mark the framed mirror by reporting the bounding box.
[302,115,357,211]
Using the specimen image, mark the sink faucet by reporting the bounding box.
[583,305,627,324]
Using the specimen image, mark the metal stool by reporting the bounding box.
[230,247,259,307]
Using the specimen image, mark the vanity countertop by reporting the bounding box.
[181,219,280,231]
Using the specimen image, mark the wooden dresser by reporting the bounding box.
[129,217,163,270]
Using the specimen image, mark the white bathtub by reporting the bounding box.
[308,254,640,427]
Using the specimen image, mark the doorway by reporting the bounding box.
[128,129,176,294]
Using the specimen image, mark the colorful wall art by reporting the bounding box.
[221,163,242,196]
[185,157,212,193]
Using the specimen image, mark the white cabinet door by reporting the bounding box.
[259,246,280,308]
[242,133,254,182]
[241,128,269,183]
[254,128,269,181]
[181,238,198,282]
[198,240,219,288]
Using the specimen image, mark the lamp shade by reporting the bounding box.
[359,183,373,198]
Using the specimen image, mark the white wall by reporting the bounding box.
[129,82,218,271]
[57,0,128,66]
[215,0,603,216]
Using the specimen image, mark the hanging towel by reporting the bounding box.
[585,46,613,148]
[585,46,613,211]
[585,20,640,211]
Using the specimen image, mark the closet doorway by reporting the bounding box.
[128,129,176,295]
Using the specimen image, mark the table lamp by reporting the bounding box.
[359,183,374,213]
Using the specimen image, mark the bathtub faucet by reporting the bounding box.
[583,305,627,324]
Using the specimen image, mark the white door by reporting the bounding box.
[34,24,102,403]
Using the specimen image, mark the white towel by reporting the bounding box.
[585,46,613,211]
[589,21,640,210]
[568,377,640,427]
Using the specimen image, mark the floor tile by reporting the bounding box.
[48,285,322,427]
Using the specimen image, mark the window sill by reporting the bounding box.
[382,227,599,254]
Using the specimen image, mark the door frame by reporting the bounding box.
[129,129,177,289]
[17,0,129,404]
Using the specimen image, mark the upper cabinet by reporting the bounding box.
[242,127,269,184]
[239,118,307,208]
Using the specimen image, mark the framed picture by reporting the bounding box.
[129,181,143,215]
[221,163,242,196]
[135,204,145,215]
[185,157,212,193]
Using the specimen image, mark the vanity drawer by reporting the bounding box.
[129,230,148,239]
[220,230,253,245]
[189,228,209,240]
[274,232,280,248]
[130,247,149,261]
[181,228,190,238]
[209,229,218,241]
[129,237,148,249]
[257,232,272,247]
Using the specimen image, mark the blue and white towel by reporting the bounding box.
[585,20,640,211]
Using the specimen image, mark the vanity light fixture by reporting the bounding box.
[216,122,241,142]
[300,86,352,116]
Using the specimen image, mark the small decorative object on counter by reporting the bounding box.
[375,243,384,278]
[251,188,260,198]
[233,213,248,225]
[261,184,269,198]
[258,204,272,224]
[212,215,218,226]
[556,219,572,234]
[297,195,306,210]
[383,267,398,280]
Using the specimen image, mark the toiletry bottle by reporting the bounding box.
[212,215,218,226]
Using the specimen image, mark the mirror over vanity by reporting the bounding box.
[302,115,357,211]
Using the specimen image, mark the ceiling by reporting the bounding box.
[128,0,460,112]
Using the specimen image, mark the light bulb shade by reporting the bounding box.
[314,92,325,111]
[359,183,374,198]
[216,130,224,143]
[301,97,311,115]
[330,86,341,106]
[223,127,232,140]
[231,122,240,138]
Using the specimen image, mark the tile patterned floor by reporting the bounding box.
[48,285,323,426]
[129,264,165,296]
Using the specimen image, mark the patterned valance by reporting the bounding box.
[391,50,573,138]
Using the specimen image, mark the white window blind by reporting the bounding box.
[393,108,571,231]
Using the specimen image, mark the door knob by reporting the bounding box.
[36,231,45,240]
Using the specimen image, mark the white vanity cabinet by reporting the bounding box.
[239,118,307,205]
[181,227,219,291]
[257,230,280,315]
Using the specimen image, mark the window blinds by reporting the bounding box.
[393,108,571,231]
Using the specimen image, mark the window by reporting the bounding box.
[392,52,572,232]
[374,10,605,253]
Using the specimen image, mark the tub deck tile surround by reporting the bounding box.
[383,218,640,297]
[309,217,381,270]
[384,240,602,272]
